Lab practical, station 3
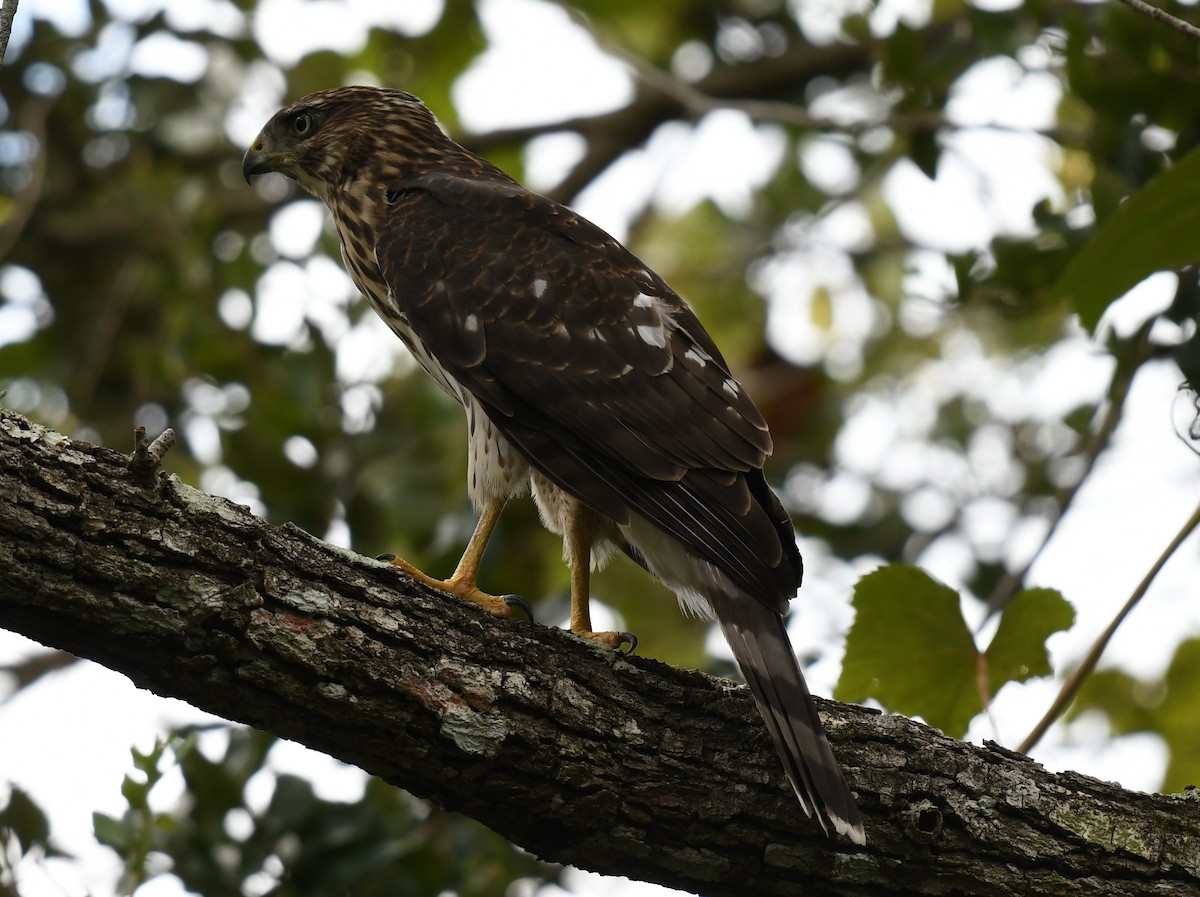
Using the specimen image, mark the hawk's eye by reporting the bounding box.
[292,112,316,137]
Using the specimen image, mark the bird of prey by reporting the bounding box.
[243,86,865,843]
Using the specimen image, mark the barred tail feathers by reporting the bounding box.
[709,588,866,845]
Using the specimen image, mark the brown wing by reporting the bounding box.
[374,173,801,608]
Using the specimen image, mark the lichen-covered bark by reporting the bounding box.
[1,407,1197,896]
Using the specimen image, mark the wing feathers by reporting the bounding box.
[375,173,797,607]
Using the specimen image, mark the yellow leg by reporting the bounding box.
[449,498,503,589]
[387,499,519,617]
[566,502,635,652]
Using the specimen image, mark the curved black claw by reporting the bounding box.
[375,553,397,562]
[618,631,638,655]
[503,594,535,625]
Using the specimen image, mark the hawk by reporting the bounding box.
[243,86,865,843]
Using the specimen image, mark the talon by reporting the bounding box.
[503,594,535,625]
[378,551,515,619]
[575,629,638,652]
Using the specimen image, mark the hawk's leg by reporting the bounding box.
[387,499,528,618]
[566,502,636,652]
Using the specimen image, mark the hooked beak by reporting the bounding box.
[242,143,275,184]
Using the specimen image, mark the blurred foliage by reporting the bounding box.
[94,731,554,896]
[1,785,65,893]
[3,0,1200,891]
[1069,638,1200,794]
[1052,145,1200,331]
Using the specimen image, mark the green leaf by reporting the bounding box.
[131,741,166,778]
[984,587,1074,695]
[93,812,132,851]
[836,564,980,737]
[0,787,53,854]
[1070,638,1200,793]
[1067,667,1146,730]
[121,774,151,809]
[910,130,941,180]
[1149,638,1200,793]
[1050,146,1200,331]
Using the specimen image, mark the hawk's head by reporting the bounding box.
[242,86,449,200]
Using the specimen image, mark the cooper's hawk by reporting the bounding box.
[243,86,865,843]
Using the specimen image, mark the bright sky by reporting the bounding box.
[3,0,1200,896]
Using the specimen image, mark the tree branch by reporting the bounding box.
[461,17,1085,206]
[462,38,876,204]
[1115,0,1200,41]
[1,408,1197,896]
[0,0,16,70]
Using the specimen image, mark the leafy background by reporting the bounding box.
[2,0,1200,894]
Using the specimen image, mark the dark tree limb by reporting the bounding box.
[1,407,1197,896]
[0,0,16,70]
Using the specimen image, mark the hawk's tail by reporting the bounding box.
[709,589,866,845]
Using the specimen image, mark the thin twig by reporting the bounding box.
[464,94,1079,156]
[1115,0,1200,40]
[0,0,18,69]
[72,258,145,415]
[984,327,1155,618]
[128,426,176,485]
[0,649,75,702]
[583,21,832,128]
[0,95,52,263]
[1018,497,1200,753]
[560,3,849,129]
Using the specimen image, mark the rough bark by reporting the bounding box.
[1,407,1197,897]
[0,0,16,70]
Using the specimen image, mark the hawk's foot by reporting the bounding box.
[574,629,638,654]
[376,553,533,623]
